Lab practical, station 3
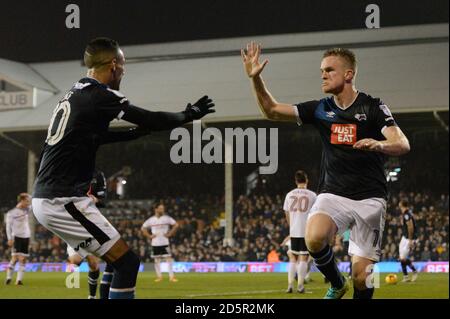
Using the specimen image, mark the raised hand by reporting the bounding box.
[185,95,215,120]
[241,41,269,78]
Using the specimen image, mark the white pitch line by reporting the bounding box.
[186,290,280,297]
[186,288,319,298]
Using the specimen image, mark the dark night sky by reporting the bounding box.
[0,0,448,62]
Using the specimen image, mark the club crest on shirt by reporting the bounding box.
[330,124,357,145]
[73,82,92,90]
[354,113,367,121]
[379,104,392,117]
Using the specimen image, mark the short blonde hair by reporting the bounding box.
[323,48,357,72]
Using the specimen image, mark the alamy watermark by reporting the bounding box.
[365,4,380,29]
[65,4,380,30]
[170,120,279,174]
[65,264,80,289]
[65,4,80,29]
[365,263,380,289]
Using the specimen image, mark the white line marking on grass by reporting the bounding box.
[186,288,319,298]
[186,290,281,297]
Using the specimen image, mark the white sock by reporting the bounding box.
[298,261,308,288]
[17,263,25,282]
[168,259,174,278]
[154,259,162,278]
[288,262,296,286]
[6,260,16,280]
[305,260,312,280]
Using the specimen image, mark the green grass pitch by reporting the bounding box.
[0,272,448,299]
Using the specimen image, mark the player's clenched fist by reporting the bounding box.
[241,41,269,78]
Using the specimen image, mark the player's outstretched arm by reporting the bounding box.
[241,42,297,122]
[121,96,215,131]
[353,126,410,156]
[99,127,151,144]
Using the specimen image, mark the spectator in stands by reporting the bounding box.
[267,246,280,263]
[420,246,431,261]
[1,192,448,263]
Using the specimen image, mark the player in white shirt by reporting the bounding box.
[281,235,313,285]
[281,235,296,289]
[4,193,31,285]
[141,203,179,282]
[283,170,317,293]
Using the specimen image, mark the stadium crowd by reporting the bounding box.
[1,191,448,263]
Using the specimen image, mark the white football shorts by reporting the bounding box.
[32,197,120,259]
[308,193,386,261]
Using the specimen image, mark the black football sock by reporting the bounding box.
[88,270,100,298]
[109,250,140,299]
[406,259,416,272]
[353,287,374,299]
[100,263,114,299]
[401,260,408,275]
[309,245,344,289]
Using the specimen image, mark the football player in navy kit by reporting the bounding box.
[398,199,418,282]
[241,42,410,299]
[32,37,215,299]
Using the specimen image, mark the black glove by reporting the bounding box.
[184,95,215,121]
